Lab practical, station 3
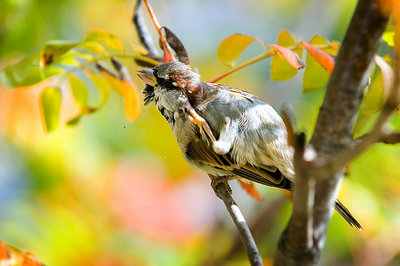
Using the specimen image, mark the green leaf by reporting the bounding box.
[87,71,111,107]
[359,56,394,115]
[0,54,42,89]
[217,34,256,67]
[360,71,384,114]
[353,112,379,138]
[303,51,330,93]
[66,114,83,126]
[40,40,78,66]
[68,73,88,111]
[82,29,124,53]
[270,31,303,81]
[40,87,62,133]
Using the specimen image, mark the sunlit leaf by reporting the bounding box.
[353,112,379,138]
[98,67,123,95]
[87,71,111,107]
[121,80,142,122]
[270,45,303,80]
[303,51,330,93]
[360,71,384,114]
[82,29,124,53]
[270,30,304,81]
[40,87,62,133]
[360,55,394,114]
[68,73,88,111]
[269,44,304,80]
[303,41,335,73]
[78,41,107,55]
[217,34,256,67]
[0,53,42,89]
[40,40,78,67]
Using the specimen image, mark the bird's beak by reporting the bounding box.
[137,69,156,86]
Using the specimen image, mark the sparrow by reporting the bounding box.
[137,61,361,229]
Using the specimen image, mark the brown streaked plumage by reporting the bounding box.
[138,61,362,229]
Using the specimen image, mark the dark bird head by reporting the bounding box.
[137,61,216,107]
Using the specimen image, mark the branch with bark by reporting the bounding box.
[274,0,394,265]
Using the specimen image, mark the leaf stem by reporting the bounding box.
[208,51,273,83]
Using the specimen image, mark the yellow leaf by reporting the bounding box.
[40,87,62,133]
[121,80,142,122]
[271,30,303,81]
[68,73,88,111]
[217,34,256,67]
[303,51,330,93]
[82,29,124,53]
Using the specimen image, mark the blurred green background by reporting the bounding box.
[1,0,400,265]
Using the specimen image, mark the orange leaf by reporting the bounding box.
[303,42,335,73]
[0,241,43,266]
[238,180,263,201]
[268,44,305,69]
[121,80,142,122]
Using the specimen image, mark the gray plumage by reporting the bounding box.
[138,61,361,229]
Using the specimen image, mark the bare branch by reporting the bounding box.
[95,62,118,78]
[275,108,315,265]
[111,57,134,82]
[212,181,263,266]
[132,0,160,59]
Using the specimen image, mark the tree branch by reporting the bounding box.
[132,0,161,60]
[311,0,389,239]
[274,0,390,265]
[213,181,263,266]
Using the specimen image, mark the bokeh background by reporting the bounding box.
[1,0,400,265]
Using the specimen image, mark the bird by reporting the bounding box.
[137,61,361,229]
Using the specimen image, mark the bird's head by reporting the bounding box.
[137,61,216,107]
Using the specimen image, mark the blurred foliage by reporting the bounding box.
[0,0,400,265]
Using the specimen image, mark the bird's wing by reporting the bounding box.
[186,138,292,190]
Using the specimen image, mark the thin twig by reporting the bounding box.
[95,62,118,78]
[142,0,176,61]
[213,181,263,266]
[111,57,134,82]
[208,51,273,83]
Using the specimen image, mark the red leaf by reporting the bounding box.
[302,42,335,73]
[268,44,305,69]
[238,180,263,201]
